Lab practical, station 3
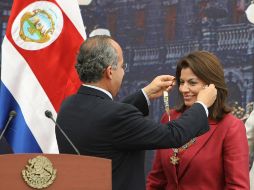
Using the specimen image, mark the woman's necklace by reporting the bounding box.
[162,93,196,165]
[170,138,196,165]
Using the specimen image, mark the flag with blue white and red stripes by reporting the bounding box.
[0,0,86,153]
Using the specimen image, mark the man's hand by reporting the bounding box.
[143,75,175,100]
[197,84,217,108]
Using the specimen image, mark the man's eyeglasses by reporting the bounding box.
[106,62,128,71]
[122,63,128,71]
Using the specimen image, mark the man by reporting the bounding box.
[56,35,217,190]
[246,109,254,166]
[245,110,254,188]
[0,136,13,154]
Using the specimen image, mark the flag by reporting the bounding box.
[0,0,86,153]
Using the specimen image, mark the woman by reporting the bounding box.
[146,51,250,189]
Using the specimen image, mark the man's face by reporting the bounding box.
[110,40,125,97]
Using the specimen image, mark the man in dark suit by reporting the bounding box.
[0,136,13,154]
[56,35,217,190]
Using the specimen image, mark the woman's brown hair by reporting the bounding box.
[175,51,231,121]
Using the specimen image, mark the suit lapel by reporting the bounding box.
[177,120,218,180]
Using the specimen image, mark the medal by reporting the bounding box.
[170,152,180,165]
[170,138,196,165]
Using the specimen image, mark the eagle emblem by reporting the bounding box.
[22,155,57,189]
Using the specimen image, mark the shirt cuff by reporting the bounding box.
[195,101,208,117]
[141,88,151,106]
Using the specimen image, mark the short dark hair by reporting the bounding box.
[75,35,118,83]
[175,51,231,121]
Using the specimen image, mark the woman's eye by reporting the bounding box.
[189,81,198,86]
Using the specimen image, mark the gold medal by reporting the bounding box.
[170,138,196,165]
[170,153,180,165]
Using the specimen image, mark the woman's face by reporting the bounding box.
[179,67,206,107]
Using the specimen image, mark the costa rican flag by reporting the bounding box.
[0,0,86,153]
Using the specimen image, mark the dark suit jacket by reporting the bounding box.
[0,136,13,154]
[56,86,209,190]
